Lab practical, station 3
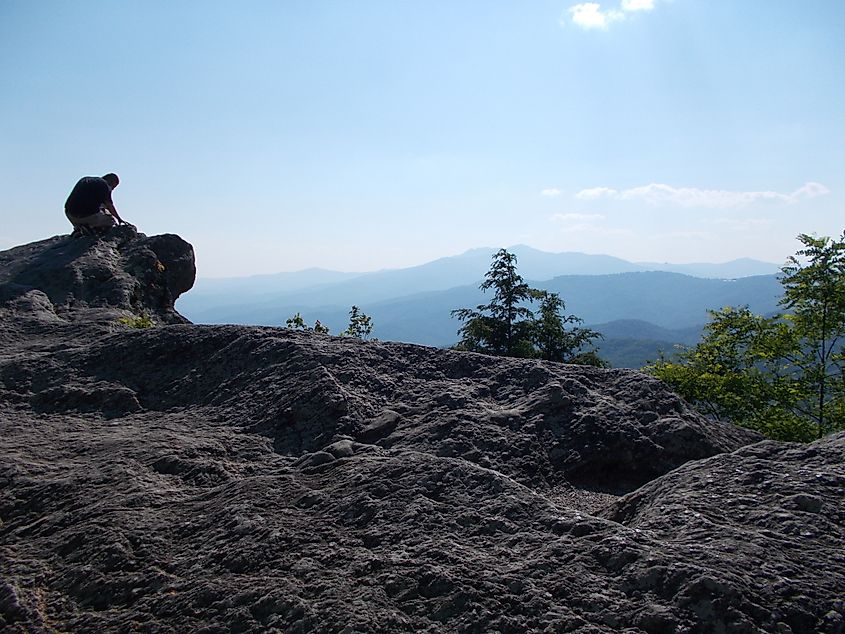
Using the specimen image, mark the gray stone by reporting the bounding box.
[0,232,842,633]
[787,493,823,513]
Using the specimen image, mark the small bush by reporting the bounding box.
[118,314,155,329]
[341,305,373,339]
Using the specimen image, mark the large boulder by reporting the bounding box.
[0,226,195,324]
[0,325,759,491]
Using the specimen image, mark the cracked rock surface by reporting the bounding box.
[1,233,843,633]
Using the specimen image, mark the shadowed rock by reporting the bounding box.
[0,225,195,324]
[1,232,843,633]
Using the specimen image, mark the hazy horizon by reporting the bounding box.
[193,244,783,281]
[2,1,842,277]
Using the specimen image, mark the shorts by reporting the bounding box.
[66,208,116,229]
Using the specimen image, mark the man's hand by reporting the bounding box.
[103,201,126,225]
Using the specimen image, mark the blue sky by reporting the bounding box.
[2,1,843,277]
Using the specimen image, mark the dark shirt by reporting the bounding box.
[65,177,113,218]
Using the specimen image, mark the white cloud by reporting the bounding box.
[575,186,619,200]
[564,0,658,30]
[541,188,562,197]
[621,0,655,11]
[551,213,606,222]
[792,181,830,199]
[574,182,830,208]
[567,3,624,30]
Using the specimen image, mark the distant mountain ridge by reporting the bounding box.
[180,246,780,314]
[176,247,784,367]
[178,274,783,368]
[635,257,783,278]
[184,246,647,312]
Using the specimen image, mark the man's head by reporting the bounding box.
[102,173,119,189]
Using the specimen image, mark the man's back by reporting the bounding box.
[65,176,112,218]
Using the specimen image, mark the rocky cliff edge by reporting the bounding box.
[0,226,195,325]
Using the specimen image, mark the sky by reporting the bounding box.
[1,1,843,278]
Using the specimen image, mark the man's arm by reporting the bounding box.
[103,201,126,224]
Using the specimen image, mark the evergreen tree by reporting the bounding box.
[452,249,605,364]
[452,249,536,356]
[532,291,602,363]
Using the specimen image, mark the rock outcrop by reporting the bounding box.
[1,231,843,633]
[0,226,195,325]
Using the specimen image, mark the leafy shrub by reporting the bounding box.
[648,231,845,441]
[118,314,155,329]
[341,305,373,339]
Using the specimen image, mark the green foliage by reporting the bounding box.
[341,305,374,339]
[285,312,308,330]
[452,249,535,356]
[532,291,603,363]
[285,313,331,334]
[117,313,155,329]
[648,231,845,441]
[567,350,611,368]
[452,249,604,365]
[779,231,845,437]
[648,307,813,441]
[285,307,372,337]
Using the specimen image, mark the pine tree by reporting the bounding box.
[452,249,536,356]
[452,249,604,364]
[533,291,602,364]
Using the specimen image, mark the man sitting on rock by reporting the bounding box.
[65,173,127,236]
